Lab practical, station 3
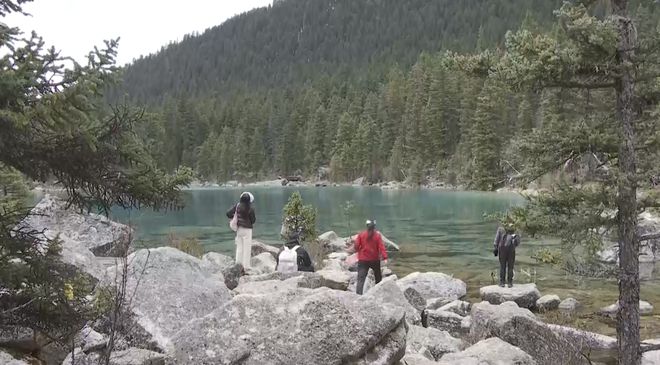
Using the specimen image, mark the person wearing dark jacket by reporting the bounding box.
[353,219,388,295]
[226,192,256,269]
[493,222,520,288]
[275,232,315,273]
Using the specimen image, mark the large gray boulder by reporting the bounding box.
[250,252,277,274]
[406,325,462,361]
[397,272,467,301]
[470,301,604,365]
[0,349,29,365]
[317,269,351,291]
[479,284,541,309]
[22,195,131,257]
[438,300,471,317]
[170,287,407,365]
[426,298,454,311]
[438,338,537,365]
[536,295,561,312]
[106,247,232,350]
[233,278,300,295]
[599,300,654,317]
[425,310,465,337]
[365,276,421,325]
[251,241,280,259]
[201,252,235,273]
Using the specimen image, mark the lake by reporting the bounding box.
[111,187,660,338]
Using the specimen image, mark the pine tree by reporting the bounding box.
[470,80,503,191]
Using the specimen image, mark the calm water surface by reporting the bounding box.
[111,187,660,338]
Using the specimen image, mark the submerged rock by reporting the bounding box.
[438,337,537,365]
[397,272,467,301]
[406,325,462,361]
[170,287,406,365]
[558,298,581,314]
[536,295,561,312]
[105,247,232,350]
[479,283,541,309]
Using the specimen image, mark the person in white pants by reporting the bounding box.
[226,192,256,269]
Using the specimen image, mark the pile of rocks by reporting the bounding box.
[3,196,648,365]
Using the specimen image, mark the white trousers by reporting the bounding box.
[235,227,253,269]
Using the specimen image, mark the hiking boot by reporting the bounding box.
[499,283,505,288]
[507,283,513,288]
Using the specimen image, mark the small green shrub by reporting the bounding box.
[167,233,204,258]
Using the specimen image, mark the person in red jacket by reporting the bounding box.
[354,219,388,295]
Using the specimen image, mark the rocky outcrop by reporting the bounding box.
[22,195,132,257]
[599,300,654,317]
[438,338,537,365]
[536,295,561,312]
[105,247,232,350]
[62,347,167,365]
[0,326,36,353]
[250,252,277,274]
[365,276,421,325]
[479,284,541,309]
[406,325,462,361]
[470,301,605,365]
[397,272,467,301]
[170,287,407,364]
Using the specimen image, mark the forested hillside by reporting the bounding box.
[116,0,656,189]
[117,0,564,103]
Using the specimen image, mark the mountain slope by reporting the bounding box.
[118,0,562,103]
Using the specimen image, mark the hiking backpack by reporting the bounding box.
[277,245,299,273]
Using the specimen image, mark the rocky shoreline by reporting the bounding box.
[2,195,659,365]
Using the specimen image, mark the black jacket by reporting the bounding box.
[226,202,256,229]
[276,242,315,272]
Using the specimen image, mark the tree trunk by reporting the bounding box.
[612,1,640,364]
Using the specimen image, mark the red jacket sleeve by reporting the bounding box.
[354,233,363,253]
[377,233,388,260]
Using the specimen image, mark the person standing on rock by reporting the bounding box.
[226,192,256,269]
[354,219,388,295]
[493,221,520,288]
